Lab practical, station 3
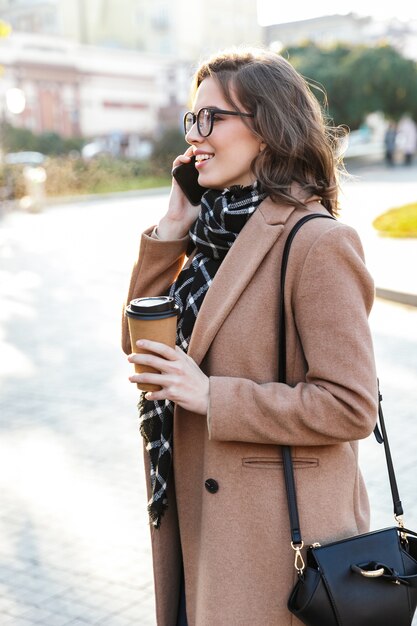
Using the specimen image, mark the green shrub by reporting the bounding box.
[372,202,417,237]
[0,164,26,198]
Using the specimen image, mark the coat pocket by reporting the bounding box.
[242,456,319,470]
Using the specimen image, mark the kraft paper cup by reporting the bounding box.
[125,296,179,392]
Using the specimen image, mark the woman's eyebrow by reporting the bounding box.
[194,106,224,111]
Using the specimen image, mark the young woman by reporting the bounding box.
[122,47,378,626]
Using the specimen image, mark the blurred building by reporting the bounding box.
[264,13,372,48]
[0,0,262,60]
[0,32,190,153]
[264,12,417,60]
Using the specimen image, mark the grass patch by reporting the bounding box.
[88,176,170,194]
[0,157,171,200]
[372,202,417,237]
[44,157,171,197]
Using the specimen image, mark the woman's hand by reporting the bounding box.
[128,339,209,415]
[156,147,201,240]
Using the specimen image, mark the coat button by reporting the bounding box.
[204,478,219,494]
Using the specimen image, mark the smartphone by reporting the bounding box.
[172,157,208,205]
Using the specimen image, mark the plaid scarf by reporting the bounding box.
[139,182,267,528]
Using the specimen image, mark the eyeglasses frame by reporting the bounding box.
[183,107,254,138]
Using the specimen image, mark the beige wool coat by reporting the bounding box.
[121,196,378,626]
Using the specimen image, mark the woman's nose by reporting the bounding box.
[185,123,202,145]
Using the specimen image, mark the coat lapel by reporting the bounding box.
[188,198,296,365]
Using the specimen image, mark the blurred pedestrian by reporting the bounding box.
[396,114,417,165]
[122,46,378,626]
[384,120,397,166]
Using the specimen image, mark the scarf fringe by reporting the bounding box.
[147,500,167,529]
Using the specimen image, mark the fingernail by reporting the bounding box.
[145,392,152,400]
[136,339,144,347]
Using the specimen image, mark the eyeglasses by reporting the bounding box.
[183,107,254,138]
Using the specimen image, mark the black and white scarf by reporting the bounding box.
[139,182,267,528]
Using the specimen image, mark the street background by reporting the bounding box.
[1,159,417,625]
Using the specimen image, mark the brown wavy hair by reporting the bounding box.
[191,47,346,216]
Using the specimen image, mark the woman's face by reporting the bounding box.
[186,77,262,190]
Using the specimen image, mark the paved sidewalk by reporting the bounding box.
[0,197,161,625]
[340,158,417,303]
[0,161,417,625]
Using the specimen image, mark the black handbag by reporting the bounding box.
[279,214,417,626]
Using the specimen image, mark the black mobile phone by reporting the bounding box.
[172,157,208,205]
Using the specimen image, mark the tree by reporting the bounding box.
[151,127,187,173]
[2,123,85,155]
[283,42,417,129]
[346,45,417,122]
[2,124,38,153]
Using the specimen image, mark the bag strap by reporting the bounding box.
[279,214,334,549]
[375,386,404,518]
[279,214,405,558]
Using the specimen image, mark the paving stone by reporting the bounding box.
[1,617,39,626]
[20,607,67,623]
[33,613,75,626]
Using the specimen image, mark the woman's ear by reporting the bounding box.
[259,141,266,152]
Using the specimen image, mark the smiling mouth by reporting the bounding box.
[195,154,214,164]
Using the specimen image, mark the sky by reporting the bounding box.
[257,0,417,25]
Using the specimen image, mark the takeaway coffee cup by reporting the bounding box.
[125,296,179,392]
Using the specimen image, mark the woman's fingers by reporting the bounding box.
[127,341,209,414]
[128,351,180,374]
[128,371,174,389]
[172,146,194,171]
[128,339,184,379]
[135,339,177,360]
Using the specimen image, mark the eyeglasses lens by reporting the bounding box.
[198,108,211,137]
[184,112,194,135]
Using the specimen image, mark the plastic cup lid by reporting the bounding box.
[125,296,178,318]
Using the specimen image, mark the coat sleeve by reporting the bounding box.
[121,227,189,355]
[208,224,378,446]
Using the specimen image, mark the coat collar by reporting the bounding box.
[187,196,296,365]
